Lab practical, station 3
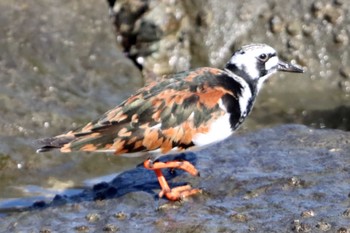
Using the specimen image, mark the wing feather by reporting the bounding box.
[37,67,239,155]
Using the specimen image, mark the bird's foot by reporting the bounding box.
[143,159,201,201]
[159,184,202,201]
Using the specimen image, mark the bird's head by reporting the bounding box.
[225,44,304,91]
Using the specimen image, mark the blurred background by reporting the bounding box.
[0,0,349,209]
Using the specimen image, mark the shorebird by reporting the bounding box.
[37,44,304,201]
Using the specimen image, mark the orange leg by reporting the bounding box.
[143,159,201,201]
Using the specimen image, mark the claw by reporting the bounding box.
[159,184,201,201]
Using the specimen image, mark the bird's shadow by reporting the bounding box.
[13,152,198,213]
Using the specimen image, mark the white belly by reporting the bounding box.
[192,112,233,146]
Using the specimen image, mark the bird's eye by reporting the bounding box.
[258,53,269,62]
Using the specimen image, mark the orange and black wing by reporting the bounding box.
[37,67,239,155]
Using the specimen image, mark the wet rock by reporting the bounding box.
[93,182,110,192]
[32,200,47,209]
[1,125,350,232]
[93,185,118,201]
[52,195,68,206]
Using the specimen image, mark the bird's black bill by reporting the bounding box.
[277,61,304,73]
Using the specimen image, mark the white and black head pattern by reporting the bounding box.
[225,44,303,94]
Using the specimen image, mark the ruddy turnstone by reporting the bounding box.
[37,44,304,201]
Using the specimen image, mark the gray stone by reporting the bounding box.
[1,125,350,232]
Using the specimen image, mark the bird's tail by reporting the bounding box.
[36,132,76,153]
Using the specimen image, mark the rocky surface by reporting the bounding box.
[1,125,350,232]
[0,0,350,232]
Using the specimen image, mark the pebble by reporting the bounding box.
[39,228,51,233]
[32,200,47,208]
[300,210,315,218]
[333,0,344,6]
[286,21,301,36]
[324,5,342,24]
[316,221,332,231]
[333,30,348,44]
[102,224,119,232]
[311,1,324,17]
[338,227,350,233]
[230,213,248,222]
[85,213,101,223]
[114,212,127,220]
[339,67,350,79]
[301,24,313,37]
[287,39,302,50]
[292,219,312,232]
[288,177,305,187]
[270,15,284,33]
[311,1,344,24]
[74,225,89,232]
[342,208,350,218]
